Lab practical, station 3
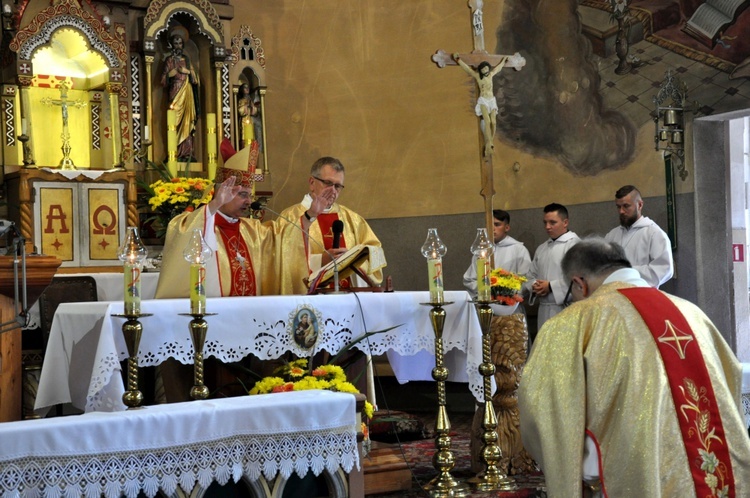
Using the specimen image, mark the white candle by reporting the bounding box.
[144,124,150,141]
[21,118,27,136]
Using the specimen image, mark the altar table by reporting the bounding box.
[36,291,487,413]
[25,272,160,329]
[0,391,359,498]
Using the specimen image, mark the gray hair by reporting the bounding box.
[310,156,344,176]
[561,237,631,281]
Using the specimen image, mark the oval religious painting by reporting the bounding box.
[292,308,319,350]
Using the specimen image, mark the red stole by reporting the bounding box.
[619,288,736,497]
[303,212,350,289]
[214,215,256,296]
[316,213,346,250]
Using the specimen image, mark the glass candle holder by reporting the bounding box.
[117,227,148,315]
[471,228,493,302]
[421,228,447,304]
[184,228,213,314]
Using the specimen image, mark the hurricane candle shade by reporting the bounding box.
[184,228,213,314]
[118,227,148,315]
[421,228,447,304]
[471,228,493,302]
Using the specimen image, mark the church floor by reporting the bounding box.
[366,377,546,497]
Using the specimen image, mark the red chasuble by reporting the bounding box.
[619,287,736,497]
[215,215,256,296]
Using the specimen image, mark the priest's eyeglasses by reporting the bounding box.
[312,176,345,192]
[563,280,574,308]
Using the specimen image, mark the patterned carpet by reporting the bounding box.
[366,412,547,497]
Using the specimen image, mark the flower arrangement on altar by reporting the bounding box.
[139,162,213,239]
[490,268,527,305]
[250,358,375,421]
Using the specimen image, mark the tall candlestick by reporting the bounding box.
[243,122,253,148]
[190,262,207,314]
[167,109,177,177]
[206,113,217,180]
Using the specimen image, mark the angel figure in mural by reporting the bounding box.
[454,53,507,157]
[162,32,200,162]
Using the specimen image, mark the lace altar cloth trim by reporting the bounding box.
[743,393,750,429]
[74,291,485,412]
[0,429,358,498]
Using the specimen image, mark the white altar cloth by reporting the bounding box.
[36,290,487,413]
[0,391,358,498]
[25,272,159,329]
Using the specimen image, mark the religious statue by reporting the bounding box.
[161,33,200,162]
[237,83,258,145]
[453,53,507,157]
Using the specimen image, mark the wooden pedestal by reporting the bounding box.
[0,294,22,422]
[363,441,412,495]
[0,254,61,422]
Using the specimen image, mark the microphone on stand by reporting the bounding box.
[332,220,344,249]
[250,201,343,294]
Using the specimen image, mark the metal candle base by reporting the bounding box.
[113,313,152,409]
[180,313,216,400]
[421,302,471,497]
[469,302,516,491]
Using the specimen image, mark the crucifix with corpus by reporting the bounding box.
[432,0,525,247]
[40,81,87,170]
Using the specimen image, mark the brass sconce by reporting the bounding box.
[653,70,693,181]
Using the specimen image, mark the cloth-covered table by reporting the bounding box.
[25,272,160,329]
[36,290,487,413]
[1,391,359,498]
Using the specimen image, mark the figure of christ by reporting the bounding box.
[454,53,507,157]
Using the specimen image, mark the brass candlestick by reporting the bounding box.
[17,134,35,167]
[470,302,516,491]
[421,301,470,498]
[113,313,152,409]
[180,313,217,400]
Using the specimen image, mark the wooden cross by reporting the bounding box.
[40,81,87,170]
[432,0,525,243]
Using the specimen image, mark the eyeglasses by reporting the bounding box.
[312,176,345,192]
[563,280,574,308]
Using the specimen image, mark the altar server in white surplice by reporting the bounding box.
[604,185,673,288]
[463,209,531,299]
[523,203,579,331]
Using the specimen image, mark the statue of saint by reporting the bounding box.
[237,83,257,144]
[162,33,200,162]
[453,53,507,157]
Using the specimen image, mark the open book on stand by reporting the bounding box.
[306,244,387,293]
[682,0,749,47]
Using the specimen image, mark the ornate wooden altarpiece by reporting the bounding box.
[0,0,272,262]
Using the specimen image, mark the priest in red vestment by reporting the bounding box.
[519,237,750,497]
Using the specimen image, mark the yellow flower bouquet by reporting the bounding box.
[250,358,375,421]
[139,162,213,238]
[490,268,527,306]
